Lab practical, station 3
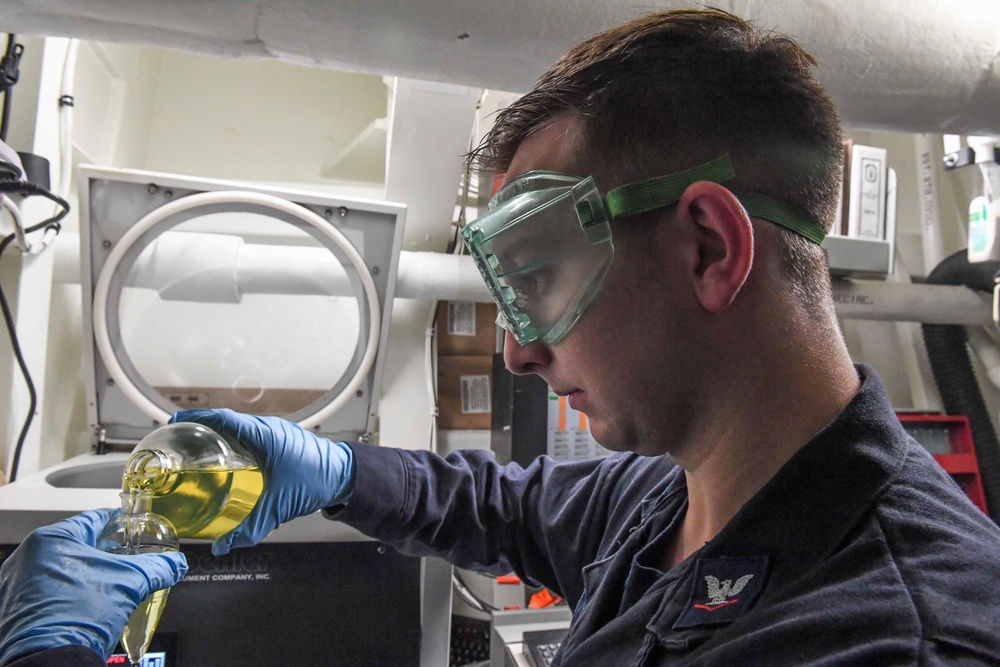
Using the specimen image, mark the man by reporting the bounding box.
[3,8,1000,666]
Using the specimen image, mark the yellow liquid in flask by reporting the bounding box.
[122,588,171,665]
[124,467,264,540]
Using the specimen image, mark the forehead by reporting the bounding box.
[504,114,587,182]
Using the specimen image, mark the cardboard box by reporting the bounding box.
[437,301,498,356]
[438,355,493,429]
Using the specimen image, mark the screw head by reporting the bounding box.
[106,378,115,386]
[371,266,380,276]
[147,184,158,194]
[102,240,112,248]
[338,206,348,217]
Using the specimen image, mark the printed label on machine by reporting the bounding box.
[547,389,612,461]
[461,375,492,413]
[448,301,477,336]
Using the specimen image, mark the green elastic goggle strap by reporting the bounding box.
[597,155,826,244]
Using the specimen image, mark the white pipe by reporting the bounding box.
[396,250,491,302]
[915,134,947,271]
[832,280,993,326]
[886,254,934,408]
[54,231,991,324]
[54,231,493,301]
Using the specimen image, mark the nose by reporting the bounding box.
[503,330,553,376]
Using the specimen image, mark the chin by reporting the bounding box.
[594,423,667,458]
[591,426,630,455]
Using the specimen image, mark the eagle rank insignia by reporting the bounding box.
[674,556,768,629]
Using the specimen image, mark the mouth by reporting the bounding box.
[566,389,584,411]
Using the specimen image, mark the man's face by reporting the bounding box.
[500,115,704,456]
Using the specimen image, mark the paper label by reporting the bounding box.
[460,375,491,413]
[447,301,477,336]
[857,156,884,240]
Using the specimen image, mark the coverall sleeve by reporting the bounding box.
[332,442,642,604]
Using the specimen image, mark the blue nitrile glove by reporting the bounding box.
[0,509,188,665]
[170,409,355,556]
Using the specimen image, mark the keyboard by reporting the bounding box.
[450,615,491,666]
[523,628,568,667]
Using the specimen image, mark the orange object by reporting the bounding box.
[495,574,521,584]
[529,588,563,609]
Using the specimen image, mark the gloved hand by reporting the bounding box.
[0,509,188,664]
[170,409,355,556]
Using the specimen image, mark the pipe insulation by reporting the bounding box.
[1,0,1000,134]
[53,231,992,323]
[54,231,493,302]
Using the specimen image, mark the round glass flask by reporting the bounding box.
[123,421,263,540]
[97,491,179,666]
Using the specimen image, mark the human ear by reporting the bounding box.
[674,181,754,313]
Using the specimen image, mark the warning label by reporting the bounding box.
[461,375,491,413]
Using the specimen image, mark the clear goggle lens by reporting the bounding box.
[463,155,827,346]
[463,172,613,345]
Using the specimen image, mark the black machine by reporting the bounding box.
[1,540,428,666]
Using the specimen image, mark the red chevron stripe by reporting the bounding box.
[693,599,740,612]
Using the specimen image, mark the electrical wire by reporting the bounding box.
[1,198,69,482]
[427,91,489,453]
[0,35,19,142]
[426,299,440,451]
[452,571,501,613]
[0,38,75,482]
[0,232,36,484]
[57,40,80,201]
[0,195,24,251]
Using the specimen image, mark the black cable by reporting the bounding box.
[428,300,440,452]
[0,35,22,142]
[0,232,35,483]
[453,571,501,612]
[0,85,10,142]
[0,181,71,217]
[1,189,69,482]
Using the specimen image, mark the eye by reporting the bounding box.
[509,266,550,305]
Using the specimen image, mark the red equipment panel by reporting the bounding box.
[897,413,988,515]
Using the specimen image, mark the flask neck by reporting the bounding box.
[124,448,173,492]
[120,489,154,515]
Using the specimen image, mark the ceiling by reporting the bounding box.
[3,0,1000,134]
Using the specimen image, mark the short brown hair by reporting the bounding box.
[469,8,844,311]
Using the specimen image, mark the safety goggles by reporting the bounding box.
[462,155,825,345]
